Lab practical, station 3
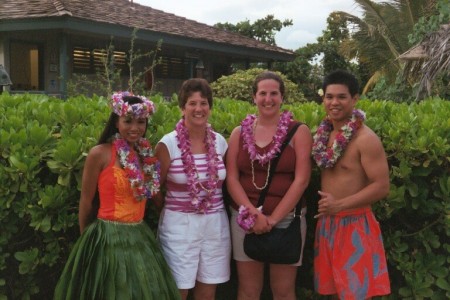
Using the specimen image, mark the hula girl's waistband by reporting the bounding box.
[334,207,372,217]
[98,218,143,225]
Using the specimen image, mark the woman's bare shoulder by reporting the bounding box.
[88,143,111,156]
[85,143,112,168]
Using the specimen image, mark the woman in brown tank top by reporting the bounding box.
[226,71,312,300]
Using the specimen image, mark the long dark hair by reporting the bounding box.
[97,96,149,145]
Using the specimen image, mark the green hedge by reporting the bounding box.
[0,93,448,299]
[211,68,307,104]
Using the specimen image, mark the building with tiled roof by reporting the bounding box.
[0,0,295,97]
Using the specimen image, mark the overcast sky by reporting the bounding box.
[134,0,361,50]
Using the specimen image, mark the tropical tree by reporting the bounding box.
[317,12,354,74]
[275,12,358,100]
[336,0,436,93]
[214,15,293,46]
[274,44,323,101]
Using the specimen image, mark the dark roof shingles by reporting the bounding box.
[0,0,293,55]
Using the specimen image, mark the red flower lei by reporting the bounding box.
[175,118,220,213]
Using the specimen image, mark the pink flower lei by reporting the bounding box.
[237,205,262,231]
[312,109,365,168]
[113,134,160,201]
[175,118,220,213]
[241,110,293,165]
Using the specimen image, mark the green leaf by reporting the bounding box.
[436,277,450,291]
[399,287,412,297]
[14,248,39,275]
[412,167,432,177]
[58,172,71,186]
[415,287,433,297]
[430,266,448,278]
[39,215,52,233]
[407,182,419,197]
[9,155,27,172]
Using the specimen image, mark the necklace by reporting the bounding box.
[251,159,270,190]
[312,109,365,168]
[175,118,219,212]
[113,134,160,201]
[241,111,292,165]
[241,111,292,190]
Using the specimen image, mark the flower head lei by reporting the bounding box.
[312,109,365,168]
[113,135,160,201]
[241,110,293,166]
[176,118,220,213]
[111,91,155,118]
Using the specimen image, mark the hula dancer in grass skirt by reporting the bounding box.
[54,92,180,300]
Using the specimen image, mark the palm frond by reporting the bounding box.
[362,70,383,94]
[335,0,434,92]
[400,23,449,98]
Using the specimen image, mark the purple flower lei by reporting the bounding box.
[111,91,155,118]
[312,109,365,168]
[241,111,293,165]
[175,118,220,213]
[113,134,160,201]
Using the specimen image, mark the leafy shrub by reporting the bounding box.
[211,68,307,104]
[0,93,449,299]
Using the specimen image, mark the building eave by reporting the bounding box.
[0,17,294,62]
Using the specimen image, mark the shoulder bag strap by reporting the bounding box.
[256,122,302,208]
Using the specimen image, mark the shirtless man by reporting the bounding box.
[312,70,391,299]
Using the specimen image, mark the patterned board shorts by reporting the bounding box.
[314,207,391,300]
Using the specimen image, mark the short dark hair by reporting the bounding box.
[322,70,359,97]
[97,95,148,144]
[178,78,213,109]
[252,71,285,97]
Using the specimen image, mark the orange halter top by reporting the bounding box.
[97,144,146,222]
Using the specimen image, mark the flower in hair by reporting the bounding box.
[111,91,155,118]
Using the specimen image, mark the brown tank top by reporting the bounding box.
[232,121,298,214]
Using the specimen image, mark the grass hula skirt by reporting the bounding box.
[54,219,180,300]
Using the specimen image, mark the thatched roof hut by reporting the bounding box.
[399,23,449,98]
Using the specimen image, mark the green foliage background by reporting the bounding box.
[211,68,307,104]
[0,93,449,299]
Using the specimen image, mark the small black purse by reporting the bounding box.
[243,122,305,264]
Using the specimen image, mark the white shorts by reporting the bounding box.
[157,208,231,289]
[230,207,307,266]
